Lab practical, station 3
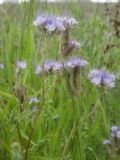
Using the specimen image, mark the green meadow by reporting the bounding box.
[0,1,120,160]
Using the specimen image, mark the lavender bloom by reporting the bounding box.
[68,40,80,50]
[35,61,63,76]
[62,17,78,29]
[103,139,112,145]
[44,60,55,73]
[16,61,27,74]
[116,131,120,138]
[55,17,66,32]
[33,15,65,34]
[33,15,46,28]
[0,64,4,69]
[64,57,88,70]
[111,126,119,132]
[44,60,63,73]
[44,16,65,33]
[110,126,120,139]
[44,17,57,32]
[33,14,78,34]
[68,18,78,26]
[52,61,63,72]
[111,126,119,137]
[88,69,115,88]
[29,97,39,105]
[35,65,42,75]
[103,125,120,157]
[16,61,27,70]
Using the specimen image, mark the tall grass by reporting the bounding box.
[0,1,120,160]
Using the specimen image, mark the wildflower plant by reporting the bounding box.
[88,69,116,131]
[1,3,120,160]
[14,60,27,111]
[103,126,120,158]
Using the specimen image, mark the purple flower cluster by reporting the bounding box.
[88,69,115,88]
[33,14,78,34]
[103,126,120,156]
[35,65,42,75]
[111,126,120,138]
[16,61,27,74]
[64,57,88,70]
[35,60,63,75]
[29,97,40,105]
[16,61,27,70]
[0,64,4,69]
[68,40,80,51]
[35,57,88,75]
[103,126,120,146]
[44,60,62,73]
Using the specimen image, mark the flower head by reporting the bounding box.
[35,65,42,75]
[33,15,46,28]
[103,139,112,145]
[116,131,120,138]
[44,60,55,73]
[52,61,63,72]
[44,17,57,32]
[103,125,120,157]
[29,97,39,105]
[62,17,78,29]
[0,64,4,69]
[110,126,119,137]
[33,14,78,34]
[68,40,80,50]
[16,61,27,73]
[111,126,119,133]
[33,14,65,34]
[88,69,115,88]
[64,57,88,70]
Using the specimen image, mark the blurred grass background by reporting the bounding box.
[0,1,120,160]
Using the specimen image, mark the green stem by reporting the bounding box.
[24,103,43,160]
[99,88,109,131]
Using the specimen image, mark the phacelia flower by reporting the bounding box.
[33,14,78,34]
[33,15,65,34]
[116,131,120,138]
[52,61,63,72]
[35,65,42,75]
[29,97,39,105]
[44,17,58,32]
[44,60,62,73]
[44,60,55,73]
[0,64,4,69]
[88,69,115,88]
[103,125,120,157]
[68,40,80,50]
[35,61,63,75]
[64,57,88,70]
[62,17,78,29]
[33,15,46,28]
[103,139,112,145]
[16,61,27,70]
[111,126,119,137]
